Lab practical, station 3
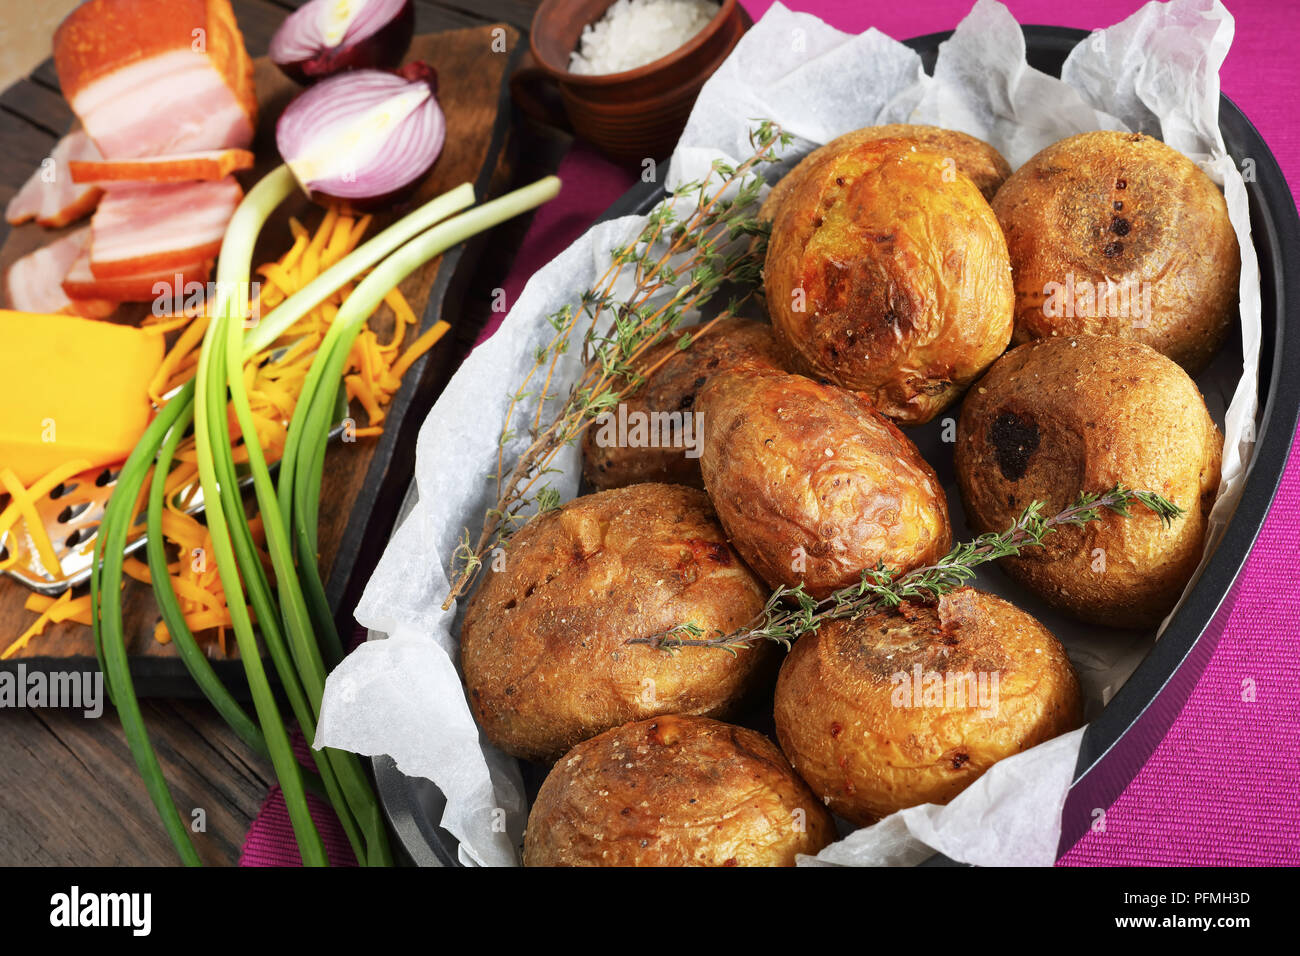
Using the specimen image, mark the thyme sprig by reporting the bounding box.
[631,484,1186,653]
[443,121,793,609]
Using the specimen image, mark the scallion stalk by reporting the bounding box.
[241,183,475,357]
[92,166,559,866]
[145,396,268,760]
[279,178,564,732]
[192,165,329,865]
[91,391,202,865]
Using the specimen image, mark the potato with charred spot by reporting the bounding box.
[524,715,835,866]
[955,335,1222,628]
[460,484,774,762]
[764,138,1014,424]
[699,368,951,599]
[992,131,1239,374]
[581,316,786,491]
[773,588,1082,825]
[761,123,1011,223]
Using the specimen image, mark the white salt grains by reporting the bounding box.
[568,0,720,76]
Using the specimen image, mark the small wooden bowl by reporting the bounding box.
[512,0,750,164]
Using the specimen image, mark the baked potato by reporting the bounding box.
[991,130,1239,374]
[581,316,785,490]
[773,587,1082,825]
[699,368,951,599]
[523,715,836,866]
[761,123,1011,223]
[955,334,1222,628]
[460,483,775,762]
[765,138,1015,424]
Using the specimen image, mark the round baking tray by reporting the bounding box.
[370,24,1300,867]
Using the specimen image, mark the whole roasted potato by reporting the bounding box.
[761,123,1011,223]
[765,138,1014,424]
[581,316,785,491]
[523,715,836,866]
[992,131,1239,374]
[773,588,1082,825]
[699,368,951,599]
[460,483,774,762]
[955,335,1222,628]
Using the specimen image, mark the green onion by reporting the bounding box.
[92,166,560,866]
[192,165,328,865]
[145,396,268,760]
[91,392,202,866]
[241,183,475,357]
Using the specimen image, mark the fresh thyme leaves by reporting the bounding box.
[631,484,1186,652]
[444,121,792,609]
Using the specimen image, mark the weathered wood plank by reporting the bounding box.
[0,78,73,137]
[0,701,265,865]
[0,109,54,213]
[432,0,537,31]
[231,0,294,58]
[414,1,488,33]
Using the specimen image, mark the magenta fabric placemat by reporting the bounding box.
[242,0,1300,866]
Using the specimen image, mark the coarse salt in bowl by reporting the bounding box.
[569,0,721,76]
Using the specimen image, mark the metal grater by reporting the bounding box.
[2,464,135,595]
[1,374,348,596]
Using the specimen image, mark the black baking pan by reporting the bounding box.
[371,24,1300,866]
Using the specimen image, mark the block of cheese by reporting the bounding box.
[0,311,164,485]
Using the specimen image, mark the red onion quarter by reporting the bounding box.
[270,0,415,84]
[277,65,446,206]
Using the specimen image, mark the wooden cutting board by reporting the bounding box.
[0,24,522,690]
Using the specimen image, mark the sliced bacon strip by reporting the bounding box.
[68,148,255,184]
[63,249,212,303]
[5,130,106,228]
[4,229,117,318]
[88,178,242,280]
[54,0,257,159]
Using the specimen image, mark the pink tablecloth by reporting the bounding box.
[243,0,1300,866]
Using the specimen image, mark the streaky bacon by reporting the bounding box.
[69,148,255,184]
[63,249,212,303]
[5,130,105,228]
[88,178,242,280]
[54,0,257,159]
[4,228,117,318]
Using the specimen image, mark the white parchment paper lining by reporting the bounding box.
[316,0,1261,867]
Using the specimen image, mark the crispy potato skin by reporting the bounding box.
[699,369,951,599]
[460,484,774,762]
[991,131,1239,374]
[773,588,1082,825]
[760,124,1011,223]
[581,316,786,491]
[765,140,1014,424]
[955,335,1222,628]
[523,715,835,866]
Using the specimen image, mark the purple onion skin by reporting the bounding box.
[273,0,415,85]
[317,62,442,211]
[277,65,446,212]
[311,171,434,214]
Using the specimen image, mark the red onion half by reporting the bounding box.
[277,64,445,207]
[270,0,415,84]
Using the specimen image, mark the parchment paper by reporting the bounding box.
[316,0,1261,867]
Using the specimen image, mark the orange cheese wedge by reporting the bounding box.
[0,310,163,485]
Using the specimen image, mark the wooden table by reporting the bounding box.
[0,0,564,866]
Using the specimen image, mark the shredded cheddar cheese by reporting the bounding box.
[2,205,452,657]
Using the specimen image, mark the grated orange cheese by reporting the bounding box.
[0,462,92,575]
[5,203,452,657]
